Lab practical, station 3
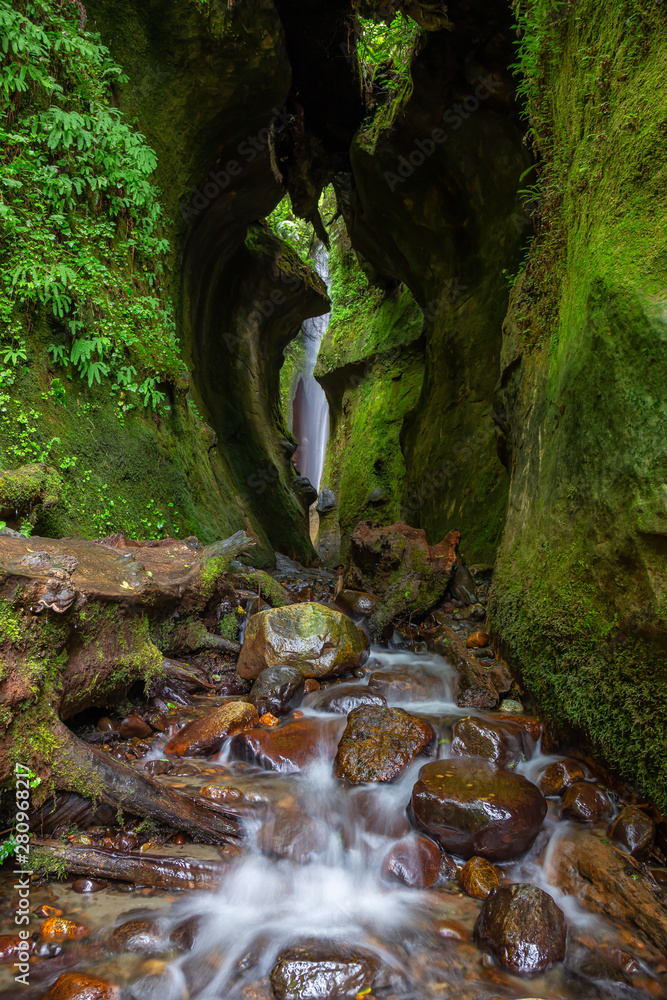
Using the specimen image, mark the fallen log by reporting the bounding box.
[32,840,228,891]
[52,724,241,845]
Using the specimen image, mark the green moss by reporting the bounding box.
[233,570,291,607]
[31,848,68,881]
[218,613,239,642]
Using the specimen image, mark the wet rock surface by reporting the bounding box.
[367,668,444,702]
[303,682,386,714]
[237,603,369,679]
[270,942,378,1000]
[459,856,500,899]
[560,781,612,822]
[609,805,655,857]
[248,665,305,717]
[539,759,586,796]
[381,834,445,888]
[42,973,120,1000]
[334,705,435,783]
[230,716,343,772]
[334,589,380,617]
[450,715,533,766]
[411,758,547,860]
[475,883,566,975]
[164,702,259,756]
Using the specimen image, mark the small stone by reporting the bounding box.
[172,832,187,846]
[459,856,500,899]
[466,631,489,648]
[39,917,88,941]
[167,763,199,776]
[164,701,259,756]
[249,665,304,717]
[0,934,33,961]
[539,759,586,797]
[303,679,320,694]
[499,698,524,714]
[259,712,279,726]
[609,805,655,857]
[381,835,444,888]
[119,714,153,739]
[72,878,108,893]
[114,832,138,851]
[42,973,120,1000]
[560,782,612,823]
[34,905,63,918]
[270,943,378,1000]
[200,784,243,801]
[334,590,380,617]
[144,759,171,776]
[97,717,116,733]
[475,883,566,975]
[451,715,532,767]
[109,919,163,954]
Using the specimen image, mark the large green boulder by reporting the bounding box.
[236,602,369,680]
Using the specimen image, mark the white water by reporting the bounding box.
[291,247,330,493]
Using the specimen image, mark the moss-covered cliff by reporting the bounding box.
[489,0,667,809]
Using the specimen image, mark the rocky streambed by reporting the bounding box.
[1,548,667,1000]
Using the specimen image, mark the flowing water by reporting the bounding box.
[291,249,330,493]
[3,633,665,998]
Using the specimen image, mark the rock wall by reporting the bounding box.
[489,2,667,809]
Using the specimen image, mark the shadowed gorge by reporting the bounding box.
[1,0,667,997]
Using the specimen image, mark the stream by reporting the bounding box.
[2,566,666,1000]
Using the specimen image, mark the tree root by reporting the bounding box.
[53,724,241,844]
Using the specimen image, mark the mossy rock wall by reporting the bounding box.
[489,2,667,809]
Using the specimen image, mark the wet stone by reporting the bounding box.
[168,763,200,776]
[257,813,329,863]
[539,758,586,797]
[248,665,305,717]
[270,942,378,1000]
[0,934,33,961]
[381,834,445,888]
[334,705,435,783]
[119,714,153,739]
[475,883,566,975]
[39,917,88,941]
[411,758,547,861]
[229,716,343,773]
[334,590,380,617]
[560,781,612,822]
[449,565,477,605]
[303,682,386,714]
[71,878,108,893]
[367,668,444,702]
[465,631,489,648]
[109,919,164,954]
[144,759,171,776]
[451,715,533,767]
[459,856,500,899]
[609,805,655,857]
[42,973,120,1000]
[164,701,259,757]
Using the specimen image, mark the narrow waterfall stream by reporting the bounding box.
[291,249,330,494]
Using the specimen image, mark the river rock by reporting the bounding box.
[411,758,547,861]
[475,883,566,975]
[248,666,305,717]
[164,702,258,756]
[109,919,164,954]
[270,942,378,1000]
[334,590,380,617]
[449,565,477,605]
[42,973,120,1000]
[539,758,585,796]
[39,917,88,941]
[560,782,612,822]
[609,805,655,857]
[303,682,386,714]
[451,715,533,767]
[257,813,329,863]
[229,717,343,773]
[334,706,435,783]
[119,713,153,739]
[459,856,500,899]
[367,668,444,702]
[237,603,369,680]
[343,521,460,634]
[381,835,445,888]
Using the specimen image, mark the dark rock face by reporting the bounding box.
[270,943,378,1000]
[229,717,343,773]
[248,665,305,717]
[303,683,386,714]
[539,759,586,797]
[450,715,533,767]
[475,883,566,975]
[411,758,547,861]
[237,603,369,680]
[381,835,445,888]
[334,706,435,783]
[560,782,612,823]
[609,806,655,857]
[164,702,259,757]
[343,521,460,634]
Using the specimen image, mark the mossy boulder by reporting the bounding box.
[0,464,62,525]
[236,602,369,679]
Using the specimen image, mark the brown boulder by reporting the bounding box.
[270,942,378,1000]
[411,758,547,861]
[560,782,612,822]
[381,835,446,888]
[164,702,258,756]
[451,715,533,767]
[334,706,435,783]
[459,856,500,899]
[539,759,586,797]
[475,883,566,975]
[343,521,460,635]
[609,805,655,857]
[229,717,344,773]
[42,974,120,1000]
[237,603,369,680]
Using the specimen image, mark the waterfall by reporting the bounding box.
[291,248,330,493]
